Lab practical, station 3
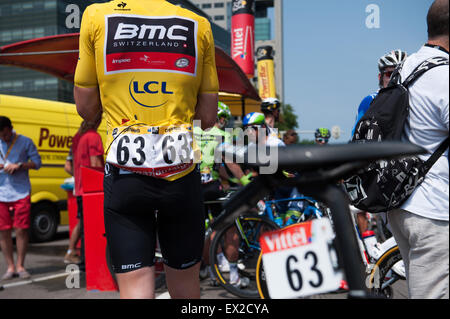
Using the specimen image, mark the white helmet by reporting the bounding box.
[378,49,408,72]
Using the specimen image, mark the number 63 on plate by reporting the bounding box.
[260,219,343,299]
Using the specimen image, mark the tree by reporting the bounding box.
[276,103,298,132]
[298,139,315,145]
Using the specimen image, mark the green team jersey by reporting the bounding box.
[194,126,232,183]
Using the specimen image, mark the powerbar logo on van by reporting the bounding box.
[105,15,197,76]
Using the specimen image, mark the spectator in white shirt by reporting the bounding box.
[388,0,449,299]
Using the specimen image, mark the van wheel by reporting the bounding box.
[29,203,59,243]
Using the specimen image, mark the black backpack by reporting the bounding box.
[343,56,449,213]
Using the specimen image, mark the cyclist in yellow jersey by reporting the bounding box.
[74,0,218,299]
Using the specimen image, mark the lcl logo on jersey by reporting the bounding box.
[128,79,173,108]
[105,15,198,76]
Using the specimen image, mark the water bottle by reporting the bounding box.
[362,230,378,260]
[274,216,284,227]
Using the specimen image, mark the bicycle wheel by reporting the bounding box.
[209,215,279,298]
[367,245,405,298]
[256,251,270,299]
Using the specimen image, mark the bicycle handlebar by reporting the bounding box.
[212,142,426,298]
[236,142,426,171]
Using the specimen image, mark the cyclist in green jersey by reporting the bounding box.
[194,102,251,192]
[195,102,251,288]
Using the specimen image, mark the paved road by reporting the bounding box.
[0,226,407,300]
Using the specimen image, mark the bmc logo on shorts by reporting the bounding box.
[121,262,142,270]
[104,15,198,76]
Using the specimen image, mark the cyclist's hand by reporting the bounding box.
[240,173,253,186]
[228,177,240,184]
[282,170,295,178]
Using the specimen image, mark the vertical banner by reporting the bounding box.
[231,0,255,79]
[256,46,277,100]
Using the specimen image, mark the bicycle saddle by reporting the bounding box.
[236,142,426,171]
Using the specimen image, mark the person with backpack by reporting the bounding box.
[350,50,408,138]
[351,50,408,235]
[387,0,449,299]
[345,0,449,299]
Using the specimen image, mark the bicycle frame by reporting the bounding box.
[211,173,370,298]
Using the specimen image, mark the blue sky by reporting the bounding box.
[278,0,434,142]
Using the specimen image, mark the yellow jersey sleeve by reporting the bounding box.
[74,6,98,88]
[199,20,219,95]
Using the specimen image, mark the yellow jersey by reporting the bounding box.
[74,0,219,180]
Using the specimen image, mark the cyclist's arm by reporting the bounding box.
[225,162,244,180]
[64,160,73,176]
[351,94,376,137]
[194,93,218,130]
[194,19,219,130]
[90,155,104,168]
[74,87,102,125]
[74,5,102,125]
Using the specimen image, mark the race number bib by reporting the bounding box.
[260,219,342,299]
[106,124,194,178]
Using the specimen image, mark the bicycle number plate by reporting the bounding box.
[260,219,342,299]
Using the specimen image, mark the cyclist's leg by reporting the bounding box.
[202,181,227,265]
[115,267,156,299]
[285,187,305,224]
[387,210,411,280]
[103,166,159,299]
[157,169,205,299]
[389,209,449,299]
[164,263,201,298]
[272,186,292,216]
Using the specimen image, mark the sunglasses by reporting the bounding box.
[316,138,329,143]
[383,71,394,78]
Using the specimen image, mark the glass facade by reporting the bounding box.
[255,17,271,41]
[0,0,107,102]
[0,0,230,103]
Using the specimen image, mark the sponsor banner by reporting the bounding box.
[231,0,255,78]
[232,0,255,15]
[256,46,276,100]
[260,222,313,255]
[104,15,197,75]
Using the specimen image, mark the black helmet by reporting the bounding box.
[261,98,281,112]
[315,128,331,139]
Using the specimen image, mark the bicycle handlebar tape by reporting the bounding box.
[231,0,255,79]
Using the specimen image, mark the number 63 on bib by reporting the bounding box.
[106,124,195,178]
[260,219,342,299]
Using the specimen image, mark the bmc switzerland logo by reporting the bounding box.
[104,15,198,76]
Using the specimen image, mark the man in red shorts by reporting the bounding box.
[0,116,41,280]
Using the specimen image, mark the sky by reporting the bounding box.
[277,0,435,142]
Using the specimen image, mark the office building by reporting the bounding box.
[191,0,284,102]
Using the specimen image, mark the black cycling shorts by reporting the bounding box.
[103,164,205,273]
